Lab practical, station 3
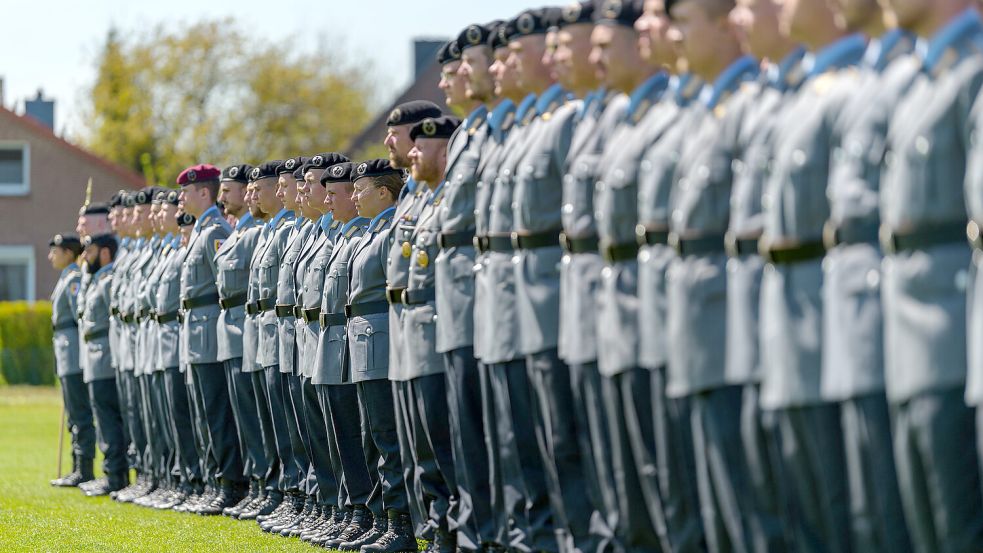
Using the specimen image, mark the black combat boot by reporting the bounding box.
[225,479,259,518]
[362,510,418,553]
[326,504,374,549]
[339,509,387,550]
[242,488,281,520]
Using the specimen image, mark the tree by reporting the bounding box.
[78,19,376,184]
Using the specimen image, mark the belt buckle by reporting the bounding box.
[510,232,521,250]
[968,220,983,250]
[635,224,647,247]
[822,221,839,251]
[724,231,739,257]
[472,235,483,251]
[559,232,572,254]
[879,224,898,255]
[668,232,682,255]
[400,289,411,305]
[758,238,775,264]
[437,233,447,249]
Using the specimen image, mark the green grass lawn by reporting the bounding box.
[0,385,324,552]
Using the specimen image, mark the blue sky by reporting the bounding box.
[1,0,543,138]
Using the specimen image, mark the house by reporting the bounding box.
[0,92,144,302]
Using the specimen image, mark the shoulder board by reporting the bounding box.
[521,109,537,126]
[330,220,341,230]
[468,113,487,135]
[632,99,652,123]
[501,111,517,132]
[344,225,361,238]
[372,217,392,233]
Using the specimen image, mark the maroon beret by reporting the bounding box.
[176,164,222,186]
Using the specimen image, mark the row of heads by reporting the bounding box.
[435,0,666,63]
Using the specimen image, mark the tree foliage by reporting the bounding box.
[79,19,375,183]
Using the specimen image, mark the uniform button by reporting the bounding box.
[849,139,864,157]
[512,256,520,265]
[511,203,518,210]
[601,267,612,279]
[638,249,650,263]
[866,269,880,290]
[915,136,930,156]
[792,149,807,167]
[562,204,573,214]
[456,174,463,181]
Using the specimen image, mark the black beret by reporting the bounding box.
[487,20,508,50]
[49,233,82,249]
[123,193,136,208]
[277,156,309,176]
[558,2,595,27]
[387,101,443,127]
[80,202,110,216]
[307,153,351,170]
[594,0,643,26]
[504,8,551,41]
[436,40,462,65]
[320,162,354,185]
[292,167,306,180]
[457,23,493,52]
[410,116,462,141]
[83,233,118,249]
[352,159,402,182]
[133,187,156,206]
[222,164,253,184]
[176,212,196,227]
[542,6,565,29]
[248,160,283,182]
[161,189,180,206]
[109,190,126,207]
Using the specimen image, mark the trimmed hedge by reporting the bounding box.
[0,301,55,386]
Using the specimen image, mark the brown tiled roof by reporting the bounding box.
[0,106,144,188]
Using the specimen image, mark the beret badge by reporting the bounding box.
[186,169,197,183]
[53,234,63,246]
[389,108,402,124]
[331,165,345,178]
[229,166,239,178]
[168,191,178,202]
[448,41,461,58]
[285,159,296,170]
[136,191,148,204]
[250,167,261,180]
[357,163,368,176]
[563,3,582,23]
[312,155,324,167]
[517,13,535,34]
[466,25,483,45]
[422,119,437,136]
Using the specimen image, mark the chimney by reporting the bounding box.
[24,89,54,131]
[413,39,446,80]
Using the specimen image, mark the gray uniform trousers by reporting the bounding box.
[394,379,433,535]
[321,383,383,514]
[445,348,495,550]
[119,369,145,471]
[739,384,789,553]
[90,376,129,477]
[527,349,600,553]
[263,365,299,491]
[61,373,96,464]
[478,361,509,545]
[299,375,340,506]
[284,370,313,495]
[251,370,280,492]
[186,367,214,484]
[137,373,161,478]
[190,362,244,485]
[488,359,558,553]
[896,388,983,553]
[149,371,174,482]
[357,378,408,514]
[224,357,268,481]
[165,367,201,488]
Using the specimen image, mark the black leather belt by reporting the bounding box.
[219,292,248,310]
[386,287,406,305]
[177,312,186,324]
[635,224,670,247]
[486,235,514,253]
[823,220,880,250]
[725,232,761,257]
[402,288,436,306]
[438,230,474,249]
[245,301,259,315]
[880,221,967,255]
[601,241,639,263]
[154,311,179,324]
[560,233,599,254]
[299,307,320,323]
[760,240,826,264]
[669,232,726,256]
[473,235,490,253]
[345,301,390,318]
[83,328,109,342]
[512,229,561,250]
[257,297,276,312]
[52,320,77,332]
[137,308,151,322]
[319,311,346,327]
[275,304,294,318]
[181,293,220,311]
[121,312,136,324]
[110,306,120,317]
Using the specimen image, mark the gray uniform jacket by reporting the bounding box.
[75,264,93,376]
[821,31,916,402]
[726,49,806,386]
[483,94,540,364]
[81,263,115,383]
[666,57,758,398]
[278,219,314,374]
[136,235,167,373]
[347,208,396,383]
[473,99,517,362]
[512,85,576,356]
[243,223,271,374]
[759,35,867,411]
[255,209,296,369]
[435,107,489,354]
[295,217,340,378]
[594,72,675,376]
[52,264,82,377]
[314,219,369,385]
[215,213,261,363]
[178,205,232,366]
[107,240,132,371]
[401,185,447,380]
[388,184,433,382]
[881,11,983,404]
[115,240,142,372]
[154,237,184,371]
[559,90,628,365]
[133,235,163,376]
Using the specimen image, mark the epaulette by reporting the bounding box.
[468,113,487,136]
[501,111,517,132]
[344,224,361,239]
[521,108,537,126]
[330,220,341,230]
[372,216,392,233]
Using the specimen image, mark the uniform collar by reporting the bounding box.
[464,104,489,130]
[701,55,759,108]
[802,33,867,77]
[266,207,293,231]
[95,262,114,277]
[161,233,173,247]
[403,176,418,194]
[577,89,601,118]
[516,93,538,125]
[120,237,131,248]
[625,72,670,121]
[487,98,516,133]
[341,216,369,235]
[671,73,705,105]
[235,212,254,231]
[918,8,983,73]
[293,216,307,229]
[61,263,79,277]
[194,204,223,232]
[865,28,916,71]
[535,83,568,116]
[427,181,446,205]
[318,213,334,232]
[369,206,397,232]
[766,46,808,90]
[135,237,146,248]
[171,234,181,248]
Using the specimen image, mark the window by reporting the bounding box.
[0,246,35,301]
[0,142,29,196]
